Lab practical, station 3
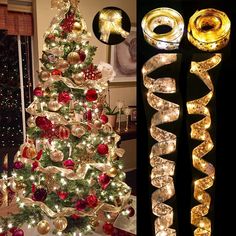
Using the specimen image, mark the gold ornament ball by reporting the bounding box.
[56,59,69,71]
[48,99,62,111]
[37,220,50,235]
[27,116,36,128]
[50,150,64,162]
[94,120,102,129]
[67,52,80,64]
[53,217,68,232]
[108,167,118,177]
[73,22,82,32]
[39,71,51,82]
[71,125,85,138]
[72,72,85,85]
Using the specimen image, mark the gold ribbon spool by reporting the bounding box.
[187,54,222,236]
[99,9,129,43]
[141,8,184,50]
[188,8,231,51]
[142,54,179,236]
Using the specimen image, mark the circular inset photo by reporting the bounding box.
[93,7,131,45]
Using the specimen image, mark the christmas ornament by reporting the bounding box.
[33,87,43,97]
[72,72,85,85]
[9,227,18,233]
[127,206,135,217]
[33,187,48,202]
[0,232,7,236]
[75,199,87,211]
[12,229,24,236]
[102,222,114,235]
[71,214,80,220]
[83,64,102,80]
[47,54,57,63]
[13,161,24,169]
[45,33,55,41]
[58,91,71,104]
[36,116,53,130]
[67,52,81,64]
[97,144,109,155]
[73,21,82,33]
[107,167,118,178]
[37,220,50,235]
[71,125,86,138]
[39,71,51,81]
[61,13,75,33]
[85,109,92,121]
[27,116,36,128]
[50,150,64,162]
[32,161,39,172]
[86,194,98,208]
[63,159,75,170]
[57,191,69,200]
[48,99,62,111]
[85,89,98,102]
[94,120,102,129]
[100,114,108,124]
[98,173,110,189]
[21,144,37,159]
[53,217,68,232]
[78,50,86,62]
[51,69,62,76]
[56,59,69,71]
[36,150,43,160]
[58,126,70,139]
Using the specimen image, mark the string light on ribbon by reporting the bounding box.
[142,54,180,236]
[188,8,231,51]
[141,8,184,50]
[99,9,129,43]
[187,54,222,236]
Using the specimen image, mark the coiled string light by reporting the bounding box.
[142,54,180,236]
[187,54,222,236]
[141,8,184,50]
[188,8,230,51]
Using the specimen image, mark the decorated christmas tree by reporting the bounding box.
[0,0,132,235]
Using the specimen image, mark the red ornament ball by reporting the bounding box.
[79,50,86,62]
[100,114,108,124]
[51,69,62,76]
[46,34,55,41]
[98,173,110,188]
[33,87,43,97]
[33,188,47,202]
[127,206,135,217]
[63,159,75,170]
[12,229,24,236]
[103,222,114,235]
[13,161,24,169]
[86,194,98,208]
[85,89,98,102]
[0,232,7,236]
[57,191,69,200]
[36,116,52,130]
[97,144,109,155]
[58,91,71,104]
[75,199,87,211]
[9,227,17,233]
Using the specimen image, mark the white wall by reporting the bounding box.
[33,0,136,171]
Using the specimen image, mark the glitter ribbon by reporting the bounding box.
[188,8,230,51]
[142,8,184,50]
[187,54,221,236]
[99,9,129,43]
[142,54,179,236]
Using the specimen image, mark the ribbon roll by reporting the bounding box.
[141,8,184,50]
[142,54,180,236]
[99,9,129,43]
[187,54,222,236]
[188,8,231,51]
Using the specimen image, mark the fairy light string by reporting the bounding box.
[142,54,180,236]
[187,53,222,236]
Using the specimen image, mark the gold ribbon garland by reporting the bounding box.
[141,8,184,50]
[99,9,129,43]
[187,54,222,236]
[142,54,180,236]
[188,8,231,51]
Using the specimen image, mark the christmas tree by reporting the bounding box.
[0,0,132,235]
